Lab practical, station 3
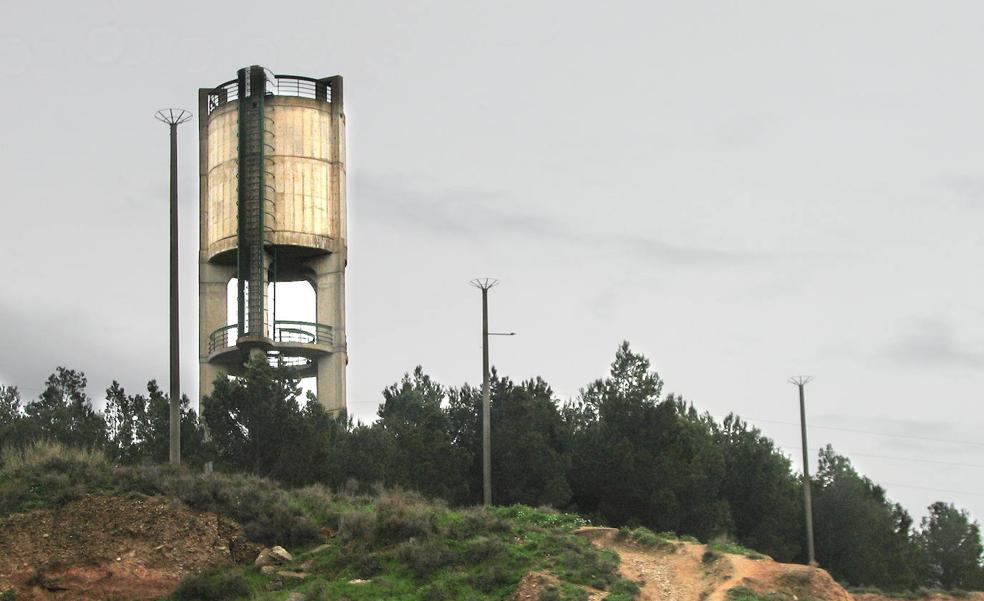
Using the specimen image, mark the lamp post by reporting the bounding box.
[155,108,192,466]
[469,278,515,506]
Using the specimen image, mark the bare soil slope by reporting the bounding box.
[577,527,853,601]
[0,494,257,601]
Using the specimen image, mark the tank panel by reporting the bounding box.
[206,106,240,257]
[268,100,334,246]
[205,97,344,259]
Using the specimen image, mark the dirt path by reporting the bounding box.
[575,528,852,601]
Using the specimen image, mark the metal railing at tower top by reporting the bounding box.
[206,75,334,115]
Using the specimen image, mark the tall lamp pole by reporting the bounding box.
[789,375,816,566]
[470,278,515,506]
[156,108,192,466]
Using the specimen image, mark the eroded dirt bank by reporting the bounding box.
[0,494,257,601]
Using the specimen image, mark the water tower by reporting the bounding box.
[197,66,347,414]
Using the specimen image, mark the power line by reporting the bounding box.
[879,482,984,499]
[775,444,984,499]
[747,416,984,448]
[778,444,984,470]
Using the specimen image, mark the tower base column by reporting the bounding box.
[198,262,236,406]
[309,251,347,416]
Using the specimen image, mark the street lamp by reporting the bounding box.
[469,278,514,506]
[155,108,192,466]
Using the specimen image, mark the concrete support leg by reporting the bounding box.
[199,262,236,405]
[310,251,347,416]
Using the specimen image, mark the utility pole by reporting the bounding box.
[156,108,192,466]
[789,375,816,566]
[470,278,515,506]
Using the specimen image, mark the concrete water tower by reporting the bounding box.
[197,66,347,414]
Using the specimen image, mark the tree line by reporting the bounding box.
[1,342,981,591]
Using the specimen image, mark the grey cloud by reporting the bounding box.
[353,174,766,267]
[934,175,984,207]
[882,317,983,369]
[814,413,984,456]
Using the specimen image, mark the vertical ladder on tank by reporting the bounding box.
[236,66,271,340]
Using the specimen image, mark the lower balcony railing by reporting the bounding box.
[208,321,334,354]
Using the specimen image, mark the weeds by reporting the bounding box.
[616,526,677,551]
[0,442,320,546]
[709,541,765,560]
[491,505,587,531]
[395,538,455,577]
[702,549,721,564]
[605,578,642,601]
[170,569,251,601]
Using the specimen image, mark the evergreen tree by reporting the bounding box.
[203,357,308,478]
[23,368,106,449]
[566,342,730,539]
[447,374,572,507]
[376,367,471,503]
[919,502,984,589]
[715,414,802,561]
[105,380,207,467]
[0,385,31,453]
[812,446,926,589]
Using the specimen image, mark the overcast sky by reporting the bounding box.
[2,1,983,524]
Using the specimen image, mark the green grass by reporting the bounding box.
[489,504,588,531]
[171,496,636,601]
[726,586,794,601]
[616,526,679,551]
[709,542,766,560]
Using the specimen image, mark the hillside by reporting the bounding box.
[0,444,946,601]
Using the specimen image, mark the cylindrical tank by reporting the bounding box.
[203,75,346,262]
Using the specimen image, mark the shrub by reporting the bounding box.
[778,570,813,586]
[448,508,511,539]
[616,527,676,551]
[421,581,457,601]
[339,510,377,545]
[539,583,590,601]
[293,484,360,530]
[372,491,441,545]
[395,538,454,577]
[117,466,320,546]
[702,550,721,564]
[0,442,114,513]
[0,589,15,601]
[727,586,766,601]
[610,578,641,596]
[336,544,382,578]
[0,444,322,547]
[170,569,250,601]
[555,539,620,590]
[464,536,507,563]
[469,564,513,592]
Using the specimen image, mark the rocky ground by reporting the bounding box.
[0,494,259,601]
